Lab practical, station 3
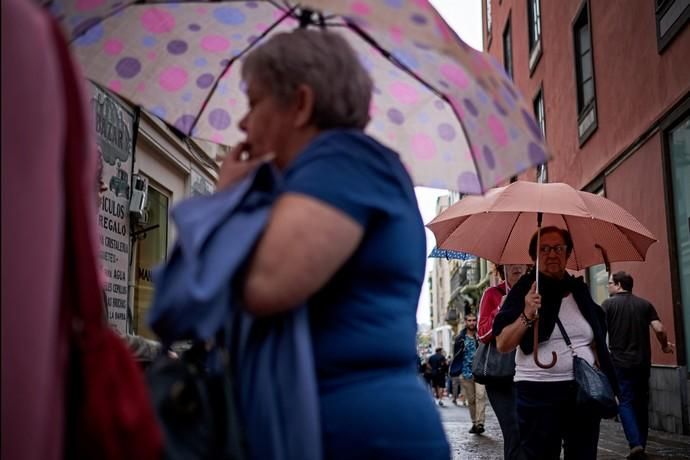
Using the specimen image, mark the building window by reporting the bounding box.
[573,1,597,145]
[533,89,547,181]
[503,16,513,80]
[133,184,169,339]
[528,0,543,72]
[486,0,493,47]
[587,187,609,304]
[655,0,690,52]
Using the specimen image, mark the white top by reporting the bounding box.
[514,294,596,382]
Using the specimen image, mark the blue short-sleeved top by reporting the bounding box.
[281,130,449,459]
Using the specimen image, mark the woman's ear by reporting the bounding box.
[292,84,315,128]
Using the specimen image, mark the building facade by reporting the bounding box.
[483,0,690,433]
[91,83,221,339]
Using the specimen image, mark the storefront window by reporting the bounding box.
[133,184,169,339]
[669,115,690,363]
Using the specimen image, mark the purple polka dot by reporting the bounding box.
[387,108,405,125]
[167,40,188,55]
[373,86,382,95]
[174,114,196,134]
[494,99,508,116]
[438,123,456,141]
[411,13,428,25]
[414,41,431,50]
[188,23,201,31]
[464,98,479,117]
[196,73,214,89]
[457,172,481,194]
[115,57,141,79]
[528,142,548,164]
[434,100,445,110]
[208,108,231,130]
[245,1,258,7]
[483,145,496,169]
[522,109,543,141]
[438,80,450,89]
[72,17,102,42]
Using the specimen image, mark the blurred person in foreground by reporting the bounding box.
[603,271,674,459]
[216,28,449,459]
[492,227,618,460]
[477,264,528,459]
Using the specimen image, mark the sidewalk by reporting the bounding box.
[440,397,690,459]
[597,418,690,459]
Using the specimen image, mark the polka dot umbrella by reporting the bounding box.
[45,0,550,194]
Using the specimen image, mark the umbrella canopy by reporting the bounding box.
[427,181,657,270]
[44,0,550,194]
[428,246,475,261]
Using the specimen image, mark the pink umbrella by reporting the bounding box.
[427,180,657,369]
[43,0,550,194]
[427,181,657,270]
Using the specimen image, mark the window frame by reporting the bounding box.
[655,0,690,52]
[486,0,493,49]
[503,13,514,80]
[572,0,598,146]
[527,0,543,74]
[533,86,547,181]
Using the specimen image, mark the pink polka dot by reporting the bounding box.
[369,102,379,116]
[140,7,176,35]
[211,133,224,143]
[228,98,237,107]
[159,66,188,92]
[413,0,431,9]
[108,79,122,92]
[390,82,420,105]
[103,39,124,56]
[146,51,157,61]
[487,115,508,147]
[256,23,268,32]
[412,133,436,160]
[136,82,146,93]
[201,35,230,52]
[440,63,469,89]
[76,0,105,12]
[195,6,207,15]
[390,26,404,44]
[351,1,371,16]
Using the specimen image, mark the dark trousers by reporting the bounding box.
[516,381,601,460]
[615,366,650,448]
[486,382,522,460]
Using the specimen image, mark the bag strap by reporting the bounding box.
[554,317,578,357]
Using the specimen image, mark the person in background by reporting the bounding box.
[216,28,449,459]
[428,347,448,406]
[492,227,618,460]
[478,264,527,459]
[454,313,486,434]
[603,271,674,460]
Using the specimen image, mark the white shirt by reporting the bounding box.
[514,294,596,382]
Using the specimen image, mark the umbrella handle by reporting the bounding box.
[533,318,557,369]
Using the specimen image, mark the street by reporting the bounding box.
[438,397,690,459]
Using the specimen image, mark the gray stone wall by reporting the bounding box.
[648,365,689,435]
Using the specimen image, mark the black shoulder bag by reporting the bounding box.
[554,318,618,419]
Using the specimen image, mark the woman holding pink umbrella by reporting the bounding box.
[492,227,618,460]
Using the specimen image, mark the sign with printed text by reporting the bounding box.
[91,83,135,335]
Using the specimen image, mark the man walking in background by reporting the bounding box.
[451,312,486,434]
[428,348,448,406]
[603,271,675,459]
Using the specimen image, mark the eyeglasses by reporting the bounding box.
[539,244,568,255]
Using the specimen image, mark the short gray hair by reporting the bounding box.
[241,29,373,130]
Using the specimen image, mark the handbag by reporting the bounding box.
[555,318,618,419]
[471,340,516,384]
[147,340,246,460]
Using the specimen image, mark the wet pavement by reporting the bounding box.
[438,396,690,459]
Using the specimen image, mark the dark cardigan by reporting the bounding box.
[492,269,619,395]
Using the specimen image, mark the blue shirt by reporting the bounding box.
[461,334,478,379]
[281,130,449,460]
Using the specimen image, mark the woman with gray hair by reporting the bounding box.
[217,29,449,459]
